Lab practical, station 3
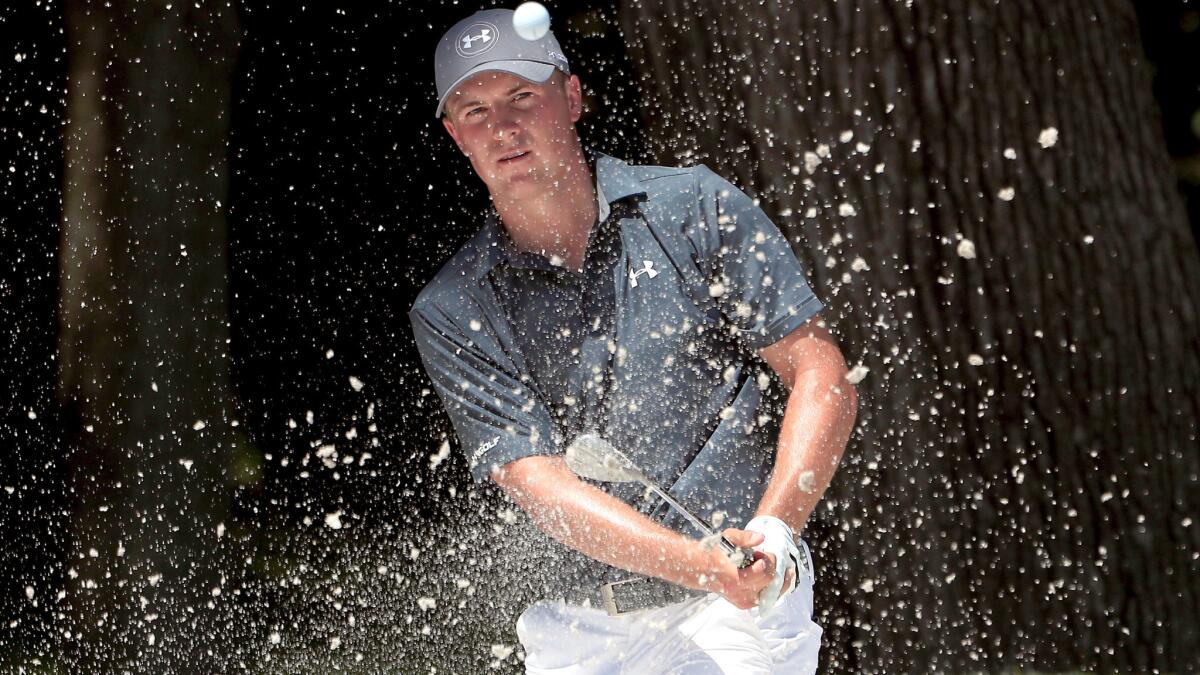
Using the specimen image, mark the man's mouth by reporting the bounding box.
[499,150,531,163]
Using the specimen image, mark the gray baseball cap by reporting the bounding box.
[434,8,571,118]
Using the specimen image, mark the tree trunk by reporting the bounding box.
[58,1,241,668]
[619,0,1200,671]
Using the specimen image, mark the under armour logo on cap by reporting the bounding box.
[629,260,659,288]
[457,23,499,57]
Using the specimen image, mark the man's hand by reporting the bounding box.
[745,514,801,616]
[692,528,777,610]
[753,552,797,597]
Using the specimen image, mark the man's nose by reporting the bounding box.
[491,108,520,140]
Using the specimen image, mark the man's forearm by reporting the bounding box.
[756,366,858,533]
[494,457,722,592]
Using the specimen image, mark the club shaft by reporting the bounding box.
[643,482,754,566]
[645,482,714,536]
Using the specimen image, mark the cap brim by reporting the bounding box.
[435,61,557,118]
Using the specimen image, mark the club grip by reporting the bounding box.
[720,536,757,568]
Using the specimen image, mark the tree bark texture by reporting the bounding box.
[619,0,1200,671]
[58,1,241,668]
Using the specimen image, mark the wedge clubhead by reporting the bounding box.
[564,432,644,483]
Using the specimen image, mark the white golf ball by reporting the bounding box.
[513,2,551,41]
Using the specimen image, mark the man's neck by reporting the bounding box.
[492,151,599,271]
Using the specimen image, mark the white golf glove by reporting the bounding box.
[745,515,801,617]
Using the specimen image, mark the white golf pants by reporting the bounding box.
[516,560,821,674]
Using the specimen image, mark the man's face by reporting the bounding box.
[441,70,584,200]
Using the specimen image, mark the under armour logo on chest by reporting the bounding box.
[628,260,659,288]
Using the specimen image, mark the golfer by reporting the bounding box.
[410,8,858,673]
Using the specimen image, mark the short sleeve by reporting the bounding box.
[690,165,824,349]
[409,304,558,483]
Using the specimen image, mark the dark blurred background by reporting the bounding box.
[2,0,1198,671]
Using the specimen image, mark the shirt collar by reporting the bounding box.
[593,150,647,204]
[479,151,646,275]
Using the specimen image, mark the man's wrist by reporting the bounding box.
[653,534,720,593]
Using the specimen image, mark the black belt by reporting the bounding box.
[590,577,706,616]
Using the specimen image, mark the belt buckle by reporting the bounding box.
[599,578,653,617]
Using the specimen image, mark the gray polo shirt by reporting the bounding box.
[409,152,823,544]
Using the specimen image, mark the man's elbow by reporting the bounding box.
[793,362,859,410]
[491,454,570,498]
[826,370,859,427]
[491,456,536,493]
[835,367,860,456]
[844,377,860,422]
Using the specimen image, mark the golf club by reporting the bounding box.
[565,432,756,568]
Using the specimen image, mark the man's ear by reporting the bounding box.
[442,116,467,155]
[566,74,583,123]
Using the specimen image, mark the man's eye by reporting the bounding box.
[513,92,532,102]
[466,107,485,117]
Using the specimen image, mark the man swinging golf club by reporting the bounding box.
[409,6,859,673]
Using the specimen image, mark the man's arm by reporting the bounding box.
[492,455,775,609]
[756,312,859,533]
[684,166,853,526]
